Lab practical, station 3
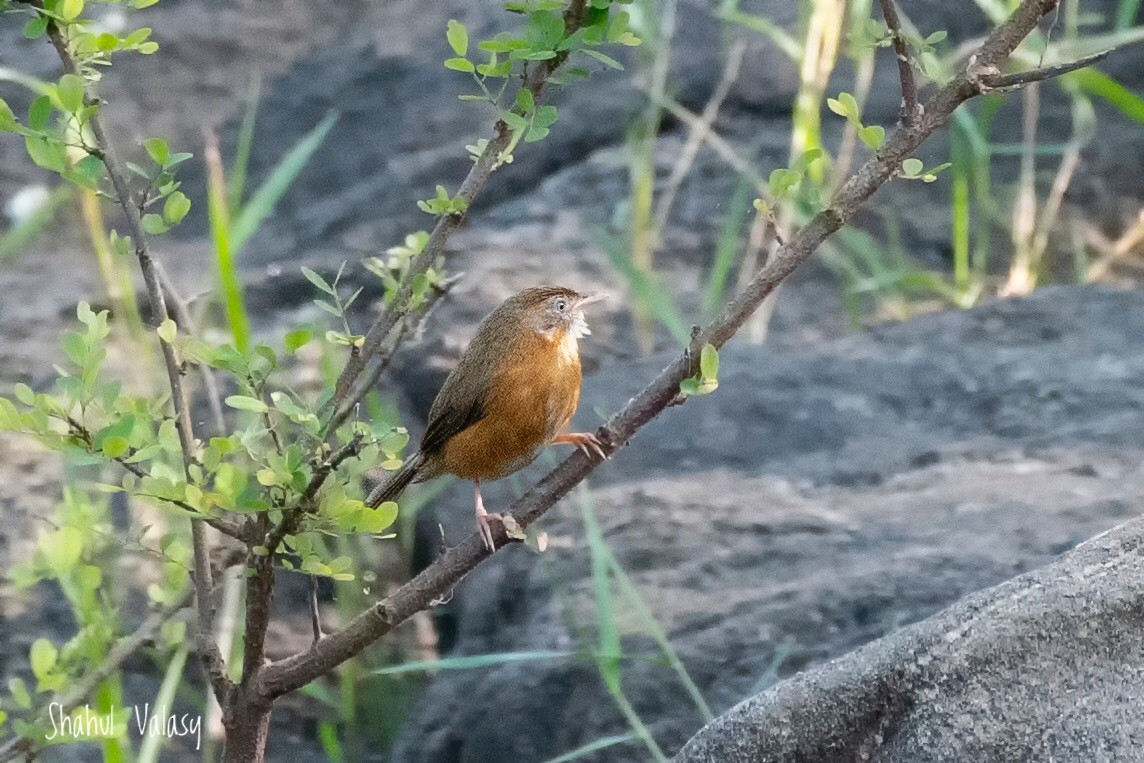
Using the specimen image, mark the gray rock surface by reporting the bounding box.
[676,514,1144,762]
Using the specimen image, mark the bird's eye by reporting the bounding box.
[554,298,567,312]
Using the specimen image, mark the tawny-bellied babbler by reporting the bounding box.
[367,286,606,550]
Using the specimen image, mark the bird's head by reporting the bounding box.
[512,286,605,340]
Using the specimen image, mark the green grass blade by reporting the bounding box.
[137,643,190,763]
[1066,68,1144,123]
[317,721,345,763]
[540,732,640,763]
[1117,0,1142,29]
[608,688,668,762]
[373,651,573,675]
[605,548,714,722]
[230,111,339,254]
[206,146,252,352]
[229,73,262,212]
[579,486,622,692]
[703,176,753,322]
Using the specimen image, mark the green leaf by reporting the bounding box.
[61,0,84,21]
[25,136,65,173]
[901,157,924,176]
[284,328,314,353]
[224,395,269,413]
[29,639,57,681]
[23,16,49,39]
[144,137,170,166]
[56,74,85,113]
[301,266,336,296]
[357,502,398,533]
[444,57,476,73]
[95,32,120,52]
[699,344,719,380]
[163,190,191,224]
[446,19,469,56]
[8,678,31,710]
[516,88,535,113]
[581,48,623,70]
[0,99,16,132]
[924,30,948,45]
[28,96,53,131]
[141,213,168,235]
[13,383,34,405]
[101,435,130,459]
[44,526,83,572]
[858,124,885,149]
[156,318,177,343]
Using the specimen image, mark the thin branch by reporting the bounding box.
[0,593,192,763]
[41,15,233,702]
[973,48,1111,90]
[879,0,921,124]
[154,262,228,437]
[653,38,748,235]
[328,277,453,433]
[65,415,248,542]
[324,0,592,429]
[257,0,1077,701]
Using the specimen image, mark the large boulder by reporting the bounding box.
[676,514,1144,762]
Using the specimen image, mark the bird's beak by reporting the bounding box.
[575,293,606,309]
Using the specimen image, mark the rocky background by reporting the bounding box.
[1,0,1143,761]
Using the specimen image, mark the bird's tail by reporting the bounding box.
[364,452,425,507]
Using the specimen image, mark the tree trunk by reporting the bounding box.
[222,693,273,763]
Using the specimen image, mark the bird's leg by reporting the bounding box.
[474,480,501,552]
[551,432,608,461]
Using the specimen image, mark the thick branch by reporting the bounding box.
[879,0,920,124]
[257,0,1074,701]
[42,17,232,701]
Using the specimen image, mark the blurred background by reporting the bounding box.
[1,0,1143,760]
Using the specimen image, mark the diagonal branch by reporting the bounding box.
[879,0,920,125]
[257,0,1079,702]
[40,15,233,703]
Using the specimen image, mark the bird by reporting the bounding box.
[366,286,607,550]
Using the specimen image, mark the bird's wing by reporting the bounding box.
[419,373,488,456]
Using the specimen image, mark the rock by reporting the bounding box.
[676,514,1144,762]
[390,286,1144,761]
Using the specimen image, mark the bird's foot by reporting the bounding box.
[475,510,503,552]
[553,431,608,461]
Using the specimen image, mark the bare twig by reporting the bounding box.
[653,39,748,235]
[0,593,192,763]
[257,0,1078,701]
[879,0,921,124]
[41,15,233,702]
[328,278,453,433]
[154,262,228,437]
[973,48,1111,90]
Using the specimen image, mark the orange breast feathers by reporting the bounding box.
[437,329,582,481]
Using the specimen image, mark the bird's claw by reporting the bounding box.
[476,511,502,552]
[556,432,608,461]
